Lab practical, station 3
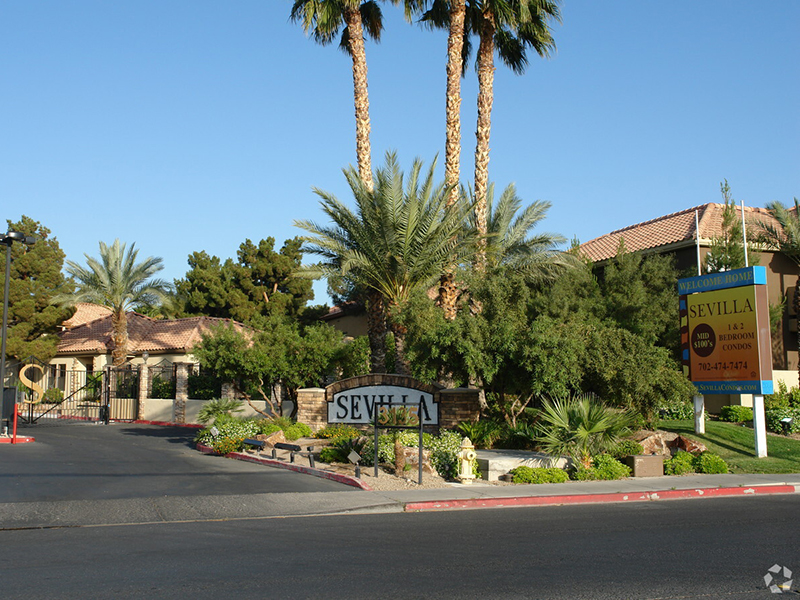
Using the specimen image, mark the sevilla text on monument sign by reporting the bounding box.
[679,266,773,395]
[328,385,439,425]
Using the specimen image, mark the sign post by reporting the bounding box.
[678,266,772,457]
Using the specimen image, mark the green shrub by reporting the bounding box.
[609,439,644,458]
[188,371,222,400]
[149,374,175,399]
[210,436,244,455]
[765,407,800,434]
[42,388,64,404]
[194,417,259,447]
[656,398,694,420]
[255,421,282,436]
[197,399,244,425]
[573,454,631,481]
[269,415,294,431]
[315,424,362,440]
[764,380,800,409]
[664,450,695,475]
[284,422,313,441]
[457,420,503,449]
[319,446,344,463]
[692,452,728,474]
[719,405,753,423]
[509,466,569,484]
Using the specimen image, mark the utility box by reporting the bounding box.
[623,454,664,477]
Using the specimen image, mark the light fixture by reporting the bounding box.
[1,232,36,427]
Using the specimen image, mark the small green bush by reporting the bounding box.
[43,388,64,404]
[509,466,569,484]
[573,454,631,481]
[284,422,313,441]
[719,405,753,423]
[656,398,694,420]
[194,417,259,446]
[255,421,282,436]
[664,450,695,475]
[765,380,800,409]
[692,452,728,474]
[319,446,344,463]
[609,439,644,458]
[197,399,244,425]
[315,424,362,440]
[149,374,175,399]
[457,420,503,449]
[765,407,800,434]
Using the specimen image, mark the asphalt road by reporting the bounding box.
[1,495,798,599]
[0,421,353,502]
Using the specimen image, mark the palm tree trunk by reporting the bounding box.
[389,317,410,376]
[111,308,128,366]
[438,271,459,321]
[366,290,387,373]
[344,7,374,193]
[444,0,466,206]
[473,11,496,271]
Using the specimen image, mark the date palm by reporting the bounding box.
[291,0,385,192]
[54,240,171,366]
[467,0,561,268]
[295,153,476,374]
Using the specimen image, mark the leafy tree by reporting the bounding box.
[192,317,347,416]
[290,0,385,192]
[54,240,171,366]
[600,240,679,351]
[295,152,476,374]
[1,216,74,362]
[175,237,316,324]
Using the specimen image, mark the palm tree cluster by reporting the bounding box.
[296,153,569,374]
[291,0,562,254]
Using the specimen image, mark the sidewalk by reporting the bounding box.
[223,446,800,513]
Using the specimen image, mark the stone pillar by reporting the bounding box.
[137,363,149,421]
[438,388,481,430]
[693,395,705,434]
[296,388,326,431]
[174,363,189,424]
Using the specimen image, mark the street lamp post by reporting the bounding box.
[1,231,36,430]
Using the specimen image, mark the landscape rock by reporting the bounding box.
[668,435,707,455]
[399,446,435,475]
[631,431,675,457]
[258,430,286,448]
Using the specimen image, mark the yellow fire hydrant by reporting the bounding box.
[457,437,477,484]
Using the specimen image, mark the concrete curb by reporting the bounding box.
[403,484,799,512]
[0,435,35,444]
[195,443,372,491]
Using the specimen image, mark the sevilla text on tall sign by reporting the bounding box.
[678,266,773,395]
[327,385,439,425]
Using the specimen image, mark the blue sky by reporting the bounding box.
[2,1,798,303]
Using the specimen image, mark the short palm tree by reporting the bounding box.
[54,240,171,366]
[470,181,574,277]
[536,394,634,468]
[754,198,800,378]
[295,152,476,374]
[290,0,385,192]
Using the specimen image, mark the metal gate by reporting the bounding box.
[14,361,139,425]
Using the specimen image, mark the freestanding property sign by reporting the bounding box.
[678,266,772,456]
[327,385,438,425]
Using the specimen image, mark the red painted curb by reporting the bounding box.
[195,443,372,490]
[403,484,798,512]
[0,436,35,444]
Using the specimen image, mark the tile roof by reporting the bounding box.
[579,203,780,262]
[57,312,249,356]
[61,303,113,330]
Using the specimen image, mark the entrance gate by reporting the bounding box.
[14,361,139,425]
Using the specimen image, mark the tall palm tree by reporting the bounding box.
[467,0,561,268]
[295,153,476,374]
[291,0,385,192]
[54,240,171,366]
[754,198,800,379]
